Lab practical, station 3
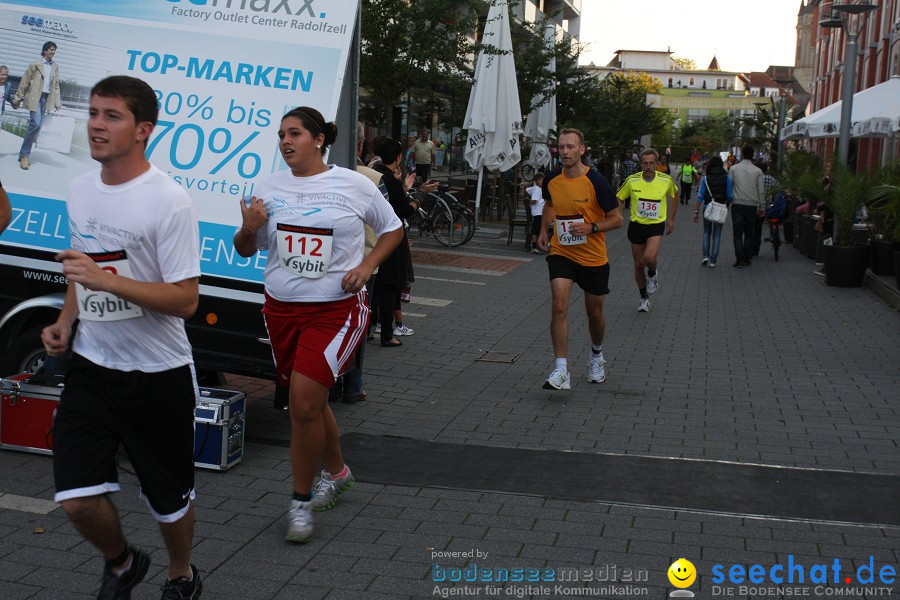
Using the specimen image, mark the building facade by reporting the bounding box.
[804,0,900,168]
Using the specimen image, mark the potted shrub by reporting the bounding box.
[774,151,820,257]
[822,162,872,287]
[791,160,871,286]
[865,163,900,278]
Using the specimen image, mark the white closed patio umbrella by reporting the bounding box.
[523,22,557,171]
[463,0,523,225]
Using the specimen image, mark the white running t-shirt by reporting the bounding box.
[67,165,200,372]
[249,166,401,302]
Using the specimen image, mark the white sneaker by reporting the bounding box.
[646,271,659,294]
[309,468,355,512]
[638,298,651,312]
[542,368,571,390]
[709,262,716,268]
[393,324,414,336]
[374,323,381,334]
[285,499,314,543]
[588,360,606,383]
[701,258,709,265]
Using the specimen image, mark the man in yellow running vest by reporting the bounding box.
[678,161,699,205]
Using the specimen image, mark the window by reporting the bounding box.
[667,77,674,88]
[689,77,695,87]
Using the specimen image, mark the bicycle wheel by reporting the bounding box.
[771,221,780,261]
[445,205,475,247]
[521,164,535,182]
[430,197,455,247]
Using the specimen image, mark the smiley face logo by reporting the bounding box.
[668,558,697,588]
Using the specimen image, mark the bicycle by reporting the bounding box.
[768,216,781,261]
[409,184,475,247]
[764,192,787,262]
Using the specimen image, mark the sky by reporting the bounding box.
[578,0,804,73]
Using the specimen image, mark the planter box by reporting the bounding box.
[825,245,868,287]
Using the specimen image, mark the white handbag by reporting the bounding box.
[702,179,728,224]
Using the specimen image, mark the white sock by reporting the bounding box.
[554,358,568,372]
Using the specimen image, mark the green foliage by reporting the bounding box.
[672,57,696,71]
[677,114,736,154]
[787,158,873,247]
[864,162,900,242]
[773,149,820,200]
[579,72,665,149]
[360,0,488,123]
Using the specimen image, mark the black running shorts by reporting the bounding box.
[53,354,198,522]
[547,254,610,296]
[627,221,666,245]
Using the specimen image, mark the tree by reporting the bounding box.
[585,72,667,150]
[678,114,736,154]
[360,0,488,128]
[672,56,696,71]
[737,96,795,164]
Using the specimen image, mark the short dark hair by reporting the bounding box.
[558,128,585,146]
[374,137,403,165]
[42,41,57,56]
[742,145,755,159]
[282,106,337,155]
[91,76,158,127]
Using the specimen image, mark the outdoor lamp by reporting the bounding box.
[819,2,877,165]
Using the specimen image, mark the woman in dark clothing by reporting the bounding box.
[693,156,733,267]
[372,138,437,346]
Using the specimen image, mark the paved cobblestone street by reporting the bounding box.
[1,205,898,599]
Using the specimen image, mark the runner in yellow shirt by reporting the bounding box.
[616,148,677,313]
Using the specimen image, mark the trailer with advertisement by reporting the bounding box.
[0,0,360,378]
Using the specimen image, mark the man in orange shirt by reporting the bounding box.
[537,129,623,390]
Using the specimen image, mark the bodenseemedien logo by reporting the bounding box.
[668,558,697,598]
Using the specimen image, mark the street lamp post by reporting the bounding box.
[821,3,877,165]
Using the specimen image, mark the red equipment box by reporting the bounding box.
[0,373,62,455]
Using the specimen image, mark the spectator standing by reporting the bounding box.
[411,130,436,181]
[693,156,733,267]
[729,145,765,267]
[751,162,778,257]
[372,138,437,346]
[526,173,546,254]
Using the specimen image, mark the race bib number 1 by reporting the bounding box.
[75,250,144,322]
[276,224,333,279]
[637,198,661,220]
[556,215,586,246]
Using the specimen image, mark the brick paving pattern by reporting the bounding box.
[1,207,897,599]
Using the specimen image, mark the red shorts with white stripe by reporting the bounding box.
[263,291,369,388]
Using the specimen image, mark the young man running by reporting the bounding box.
[537,129,622,389]
[41,76,202,599]
[617,148,677,313]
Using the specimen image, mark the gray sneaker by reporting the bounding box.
[309,468,355,512]
[646,271,659,294]
[285,499,314,543]
[588,360,606,383]
[542,368,571,390]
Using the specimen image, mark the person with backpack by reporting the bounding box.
[678,161,699,205]
[693,156,733,267]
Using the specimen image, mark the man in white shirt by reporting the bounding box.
[41,75,203,600]
[14,41,61,170]
[728,145,765,267]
